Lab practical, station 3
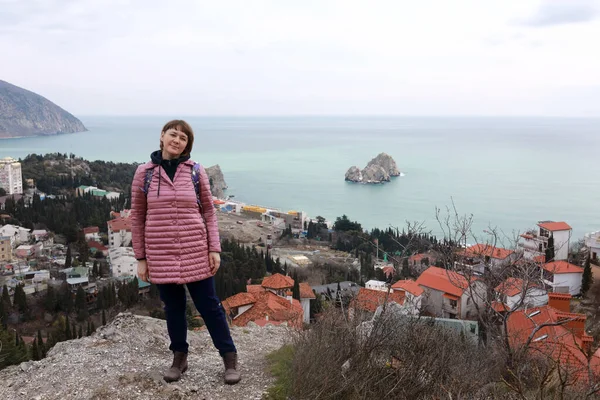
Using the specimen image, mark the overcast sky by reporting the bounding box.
[1,0,600,116]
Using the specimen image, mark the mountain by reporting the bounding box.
[0,80,87,138]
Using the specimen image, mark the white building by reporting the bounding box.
[0,224,31,247]
[0,236,12,262]
[519,221,571,262]
[365,279,388,292]
[494,277,548,311]
[0,157,23,195]
[585,231,600,262]
[83,226,101,242]
[108,217,132,248]
[457,244,515,274]
[109,247,138,277]
[76,185,121,200]
[391,279,424,315]
[542,261,583,296]
[31,229,48,242]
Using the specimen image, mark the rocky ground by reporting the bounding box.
[0,313,291,400]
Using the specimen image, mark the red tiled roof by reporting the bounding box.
[227,291,303,328]
[83,226,99,234]
[351,288,406,313]
[416,266,470,298]
[495,277,537,297]
[261,273,294,290]
[543,261,584,275]
[299,282,316,299]
[533,255,546,263]
[507,305,600,383]
[382,266,395,278]
[492,301,509,312]
[87,240,108,252]
[538,221,572,232]
[108,217,131,232]
[222,292,256,309]
[246,284,265,294]
[391,279,424,297]
[464,244,514,260]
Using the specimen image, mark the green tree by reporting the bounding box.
[13,284,30,321]
[0,297,6,329]
[44,285,58,313]
[582,254,594,295]
[71,323,77,340]
[31,338,40,361]
[78,239,90,263]
[65,314,72,340]
[1,284,11,307]
[90,321,96,333]
[37,330,46,358]
[78,325,83,339]
[292,272,301,300]
[92,260,99,278]
[87,321,92,336]
[102,310,107,326]
[75,286,88,321]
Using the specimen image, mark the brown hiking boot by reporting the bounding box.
[164,351,188,383]
[223,352,241,385]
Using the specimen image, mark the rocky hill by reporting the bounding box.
[0,80,86,138]
[205,165,228,199]
[345,152,401,184]
[0,313,290,400]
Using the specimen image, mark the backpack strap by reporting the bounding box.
[191,163,204,214]
[141,167,155,196]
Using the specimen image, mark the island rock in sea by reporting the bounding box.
[345,153,401,184]
[0,80,87,138]
[205,164,228,199]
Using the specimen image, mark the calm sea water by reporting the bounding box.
[1,116,599,241]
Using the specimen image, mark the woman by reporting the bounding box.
[130,120,241,385]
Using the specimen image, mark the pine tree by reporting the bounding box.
[582,253,594,295]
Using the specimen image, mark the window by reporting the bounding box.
[467,297,471,305]
[450,299,457,308]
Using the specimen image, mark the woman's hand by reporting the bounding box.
[209,252,221,274]
[137,259,150,282]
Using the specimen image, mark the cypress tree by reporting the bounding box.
[90,321,96,333]
[102,310,107,326]
[65,245,72,269]
[1,284,11,307]
[65,315,71,340]
[75,286,88,321]
[31,338,40,361]
[87,321,91,336]
[292,272,301,300]
[0,297,7,329]
[78,325,83,339]
[72,323,77,340]
[582,254,594,295]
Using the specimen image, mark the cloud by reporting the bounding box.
[521,0,599,27]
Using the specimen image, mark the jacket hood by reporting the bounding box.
[150,150,191,166]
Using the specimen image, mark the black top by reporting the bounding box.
[150,150,190,182]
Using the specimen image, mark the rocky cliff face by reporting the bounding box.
[205,164,228,199]
[0,313,289,400]
[345,153,401,184]
[0,80,87,138]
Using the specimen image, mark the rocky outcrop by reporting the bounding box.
[345,153,401,184]
[205,164,228,199]
[0,80,87,138]
[0,313,290,400]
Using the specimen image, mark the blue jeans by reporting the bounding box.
[157,277,237,357]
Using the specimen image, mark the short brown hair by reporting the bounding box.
[160,120,195,157]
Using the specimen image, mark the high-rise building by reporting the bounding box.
[0,157,23,195]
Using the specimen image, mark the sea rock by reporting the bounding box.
[345,153,400,184]
[0,80,87,138]
[205,164,228,199]
[0,313,290,400]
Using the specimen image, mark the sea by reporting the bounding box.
[1,116,599,242]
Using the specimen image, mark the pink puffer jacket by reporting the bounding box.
[130,159,221,284]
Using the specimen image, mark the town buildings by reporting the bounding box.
[0,157,23,195]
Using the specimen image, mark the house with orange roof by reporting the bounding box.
[222,290,304,328]
[494,277,547,311]
[415,266,485,319]
[542,261,584,296]
[107,217,132,248]
[349,287,408,318]
[457,243,515,274]
[519,220,572,262]
[506,293,600,385]
[223,273,315,326]
[391,279,424,315]
[83,226,100,242]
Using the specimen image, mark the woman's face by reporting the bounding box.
[161,128,188,159]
